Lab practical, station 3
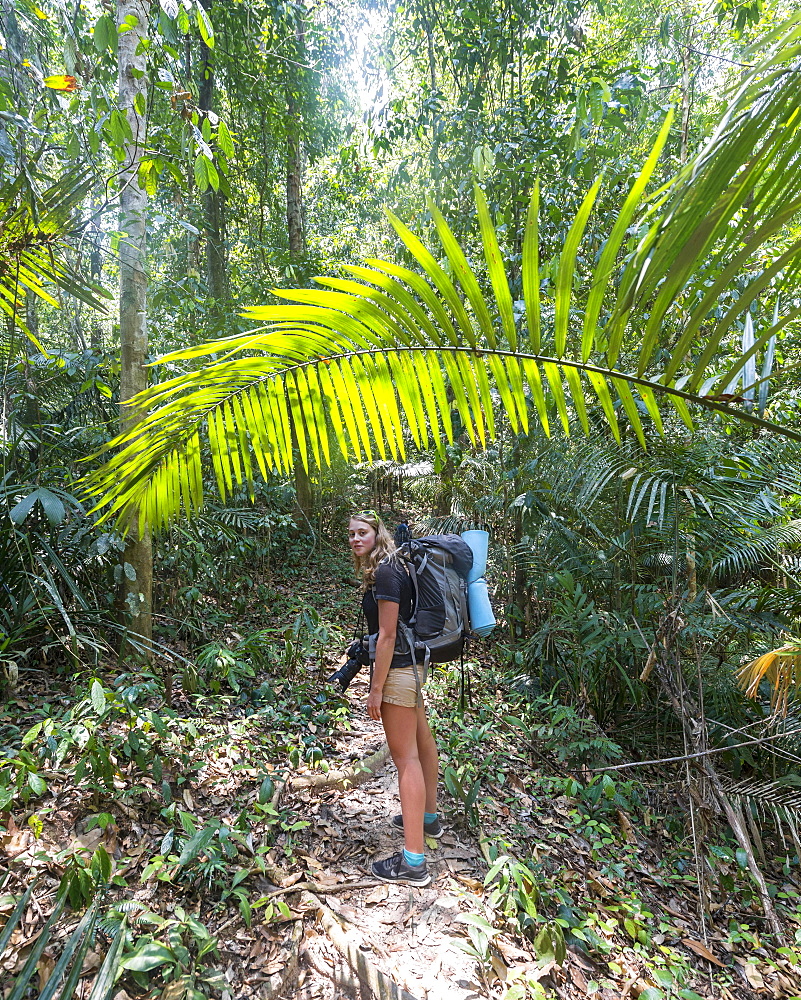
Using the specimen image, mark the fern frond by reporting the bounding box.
[715,521,801,576]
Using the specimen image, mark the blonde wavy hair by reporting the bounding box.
[349,511,399,588]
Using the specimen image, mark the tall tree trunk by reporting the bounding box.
[198,4,227,300]
[117,0,152,655]
[286,95,304,264]
[286,26,313,529]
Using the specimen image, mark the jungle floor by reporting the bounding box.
[3,560,801,999]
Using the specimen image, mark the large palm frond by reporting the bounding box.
[0,174,109,356]
[85,17,801,530]
[721,774,801,860]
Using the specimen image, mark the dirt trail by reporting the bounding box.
[276,681,491,999]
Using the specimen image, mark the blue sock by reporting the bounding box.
[403,848,425,868]
[424,812,438,825]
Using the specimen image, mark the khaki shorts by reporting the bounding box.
[381,664,428,708]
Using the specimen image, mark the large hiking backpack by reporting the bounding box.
[390,534,474,667]
[393,521,411,547]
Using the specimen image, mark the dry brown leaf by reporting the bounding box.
[682,938,725,967]
[313,872,345,889]
[570,966,588,992]
[454,875,483,893]
[37,954,56,991]
[507,773,528,794]
[363,885,389,905]
[744,963,765,989]
[493,938,531,962]
[1,821,32,857]
[182,789,194,809]
[616,809,637,844]
[81,949,103,974]
[587,876,611,899]
[261,959,286,975]
[72,828,103,855]
[490,951,507,982]
[160,977,188,1000]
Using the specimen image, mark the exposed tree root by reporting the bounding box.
[289,743,390,791]
[261,918,303,998]
[302,941,361,994]
[300,890,423,1000]
[266,878,378,899]
[270,774,287,812]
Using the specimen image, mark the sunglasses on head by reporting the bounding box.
[353,509,379,523]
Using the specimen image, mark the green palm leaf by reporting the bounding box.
[84,16,801,531]
[0,174,110,358]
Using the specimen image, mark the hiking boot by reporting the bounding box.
[371,852,431,887]
[390,813,443,839]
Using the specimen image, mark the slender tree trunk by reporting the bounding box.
[286,95,304,264]
[198,4,227,300]
[117,0,152,655]
[686,538,697,599]
[286,21,313,529]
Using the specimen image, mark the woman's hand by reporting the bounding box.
[366,688,383,720]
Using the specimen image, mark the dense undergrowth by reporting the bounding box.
[2,544,801,999]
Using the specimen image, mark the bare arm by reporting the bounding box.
[366,599,399,720]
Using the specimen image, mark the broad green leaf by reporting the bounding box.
[347,356,379,460]
[586,370,620,442]
[384,210,477,348]
[327,359,365,461]
[612,378,646,447]
[542,362,570,436]
[196,3,214,47]
[120,939,174,972]
[178,822,219,866]
[522,359,550,437]
[564,367,590,435]
[316,362,349,458]
[90,679,105,714]
[594,111,674,366]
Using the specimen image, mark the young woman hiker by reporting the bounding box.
[348,510,442,886]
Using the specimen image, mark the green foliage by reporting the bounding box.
[527,696,625,769]
[115,903,222,999]
[6,675,210,808]
[485,855,541,939]
[0,872,124,1000]
[87,18,801,530]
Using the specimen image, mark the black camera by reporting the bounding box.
[328,638,370,692]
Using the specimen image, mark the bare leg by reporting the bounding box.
[382,702,425,855]
[416,699,439,815]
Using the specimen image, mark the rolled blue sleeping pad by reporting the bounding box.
[461,529,489,584]
[468,578,496,637]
